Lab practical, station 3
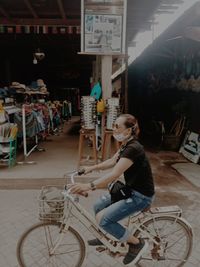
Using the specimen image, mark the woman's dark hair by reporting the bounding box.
[119,114,140,137]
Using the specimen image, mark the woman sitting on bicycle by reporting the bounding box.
[70,113,155,265]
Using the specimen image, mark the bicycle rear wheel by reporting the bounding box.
[17,221,86,267]
[135,215,193,267]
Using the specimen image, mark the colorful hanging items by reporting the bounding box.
[90,82,102,100]
[97,99,105,113]
[0,25,81,35]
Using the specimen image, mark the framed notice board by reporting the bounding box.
[81,0,127,55]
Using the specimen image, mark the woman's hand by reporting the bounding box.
[68,183,90,194]
[81,166,95,174]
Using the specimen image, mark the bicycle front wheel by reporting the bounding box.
[17,221,86,267]
[135,215,193,267]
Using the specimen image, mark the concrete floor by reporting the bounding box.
[0,119,80,180]
[0,118,200,266]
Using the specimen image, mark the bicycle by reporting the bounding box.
[17,171,193,267]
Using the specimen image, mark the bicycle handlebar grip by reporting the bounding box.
[80,191,88,197]
[78,169,85,175]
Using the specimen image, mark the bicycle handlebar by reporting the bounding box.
[65,169,88,198]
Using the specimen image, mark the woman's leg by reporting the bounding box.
[98,191,152,242]
[93,192,111,215]
[88,193,112,245]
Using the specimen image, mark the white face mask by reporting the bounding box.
[113,133,129,142]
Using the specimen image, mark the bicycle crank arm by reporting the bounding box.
[96,246,106,252]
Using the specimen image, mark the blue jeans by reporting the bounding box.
[93,190,153,242]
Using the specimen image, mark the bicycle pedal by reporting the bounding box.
[116,252,126,257]
[96,246,106,252]
[108,251,118,258]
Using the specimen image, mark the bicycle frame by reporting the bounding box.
[50,186,192,256]
[17,171,194,267]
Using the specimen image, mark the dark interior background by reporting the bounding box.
[0,33,92,98]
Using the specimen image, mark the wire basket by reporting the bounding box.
[38,186,65,221]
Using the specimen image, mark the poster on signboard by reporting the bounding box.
[179,131,200,163]
[84,14,122,53]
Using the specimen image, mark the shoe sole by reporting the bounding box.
[123,240,149,266]
[87,241,103,246]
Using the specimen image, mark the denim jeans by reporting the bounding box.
[93,190,153,242]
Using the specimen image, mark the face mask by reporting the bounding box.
[113,133,129,142]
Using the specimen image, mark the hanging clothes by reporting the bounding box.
[14,111,39,138]
[62,101,71,120]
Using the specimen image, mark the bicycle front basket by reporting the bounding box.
[38,186,65,221]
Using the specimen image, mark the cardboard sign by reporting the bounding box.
[179,131,200,163]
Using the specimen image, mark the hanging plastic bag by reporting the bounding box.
[97,99,105,113]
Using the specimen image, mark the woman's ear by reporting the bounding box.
[127,127,132,135]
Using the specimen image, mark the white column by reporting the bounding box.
[101,55,112,99]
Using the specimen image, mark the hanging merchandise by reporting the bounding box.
[106,98,120,130]
[0,25,81,35]
[80,96,96,130]
[62,100,71,121]
[97,99,105,113]
[90,82,102,100]
[0,104,8,124]
[0,123,18,167]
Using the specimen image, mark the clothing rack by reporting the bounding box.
[19,104,44,164]
[22,104,38,158]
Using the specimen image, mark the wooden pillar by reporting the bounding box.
[5,59,11,85]
[95,55,101,83]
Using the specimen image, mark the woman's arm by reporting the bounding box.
[70,157,133,194]
[93,157,133,189]
[83,150,119,173]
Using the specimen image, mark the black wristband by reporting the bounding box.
[90,182,96,191]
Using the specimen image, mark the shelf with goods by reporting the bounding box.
[0,123,18,167]
[14,90,50,106]
[0,80,49,109]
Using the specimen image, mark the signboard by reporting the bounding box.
[179,131,200,164]
[81,0,127,54]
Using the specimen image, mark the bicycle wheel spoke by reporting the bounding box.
[47,256,60,267]
[54,249,81,255]
[164,256,187,262]
[135,216,192,267]
[165,232,188,251]
[17,222,86,267]
[44,224,55,250]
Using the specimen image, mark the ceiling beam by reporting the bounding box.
[159,5,179,10]
[161,0,184,4]
[0,6,10,19]
[156,10,174,14]
[0,18,80,26]
[152,52,172,59]
[57,0,66,20]
[23,0,38,19]
[85,2,123,7]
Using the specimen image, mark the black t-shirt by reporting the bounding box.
[118,139,155,197]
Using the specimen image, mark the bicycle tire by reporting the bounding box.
[134,215,193,267]
[17,221,86,267]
